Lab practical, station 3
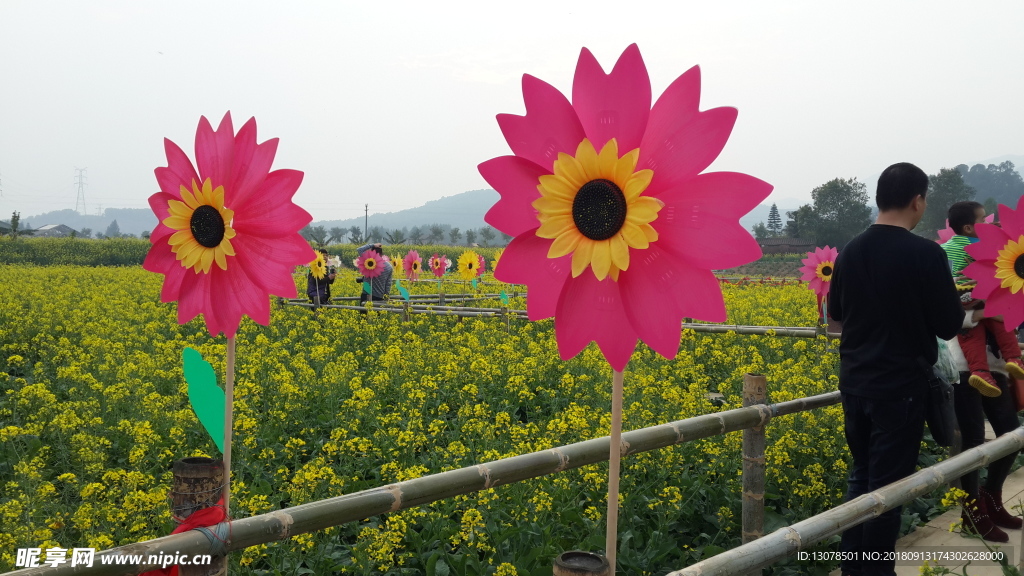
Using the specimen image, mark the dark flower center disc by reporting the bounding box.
[821,265,833,277]
[1015,255,1024,279]
[366,260,376,269]
[572,179,627,241]
[190,205,226,248]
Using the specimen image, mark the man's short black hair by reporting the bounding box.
[369,245,384,255]
[948,201,983,235]
[876,162,929,211]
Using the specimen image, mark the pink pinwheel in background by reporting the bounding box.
[403,250,422,281]
[477,253,487,277]
[429,253,447,278]
[965,204,1024,329]
[144,112,314,338]
[479,44,771,371]
[798,245,838,318]
[937,214,995,243]
[355,251,385,279]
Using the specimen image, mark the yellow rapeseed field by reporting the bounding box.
[0,263,855,575]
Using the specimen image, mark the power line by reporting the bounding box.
[74,167,87,215]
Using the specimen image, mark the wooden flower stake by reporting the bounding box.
[172,458,227,576]
[223,337,236,517]
[605,369,625,572]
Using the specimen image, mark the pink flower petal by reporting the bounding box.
[158,139,199,194]
[232,170,310,237]
[655,172,771,269]
[229,117,279,210]
[195,113,235,189]
[494,231,570,320]
[228,237,299,295]
[177,271,210,329]
[555,272,638,371]
[618,245,684,360]
[479,156,546,237]
[668,259,727,322]
[147,191,178,223]
[987,285,1024,329]
[641,106,738,196]
[966,224,1010,263]
[571,44,651,153]
[964,261,1001,300]
[999,204,1024,237]
[497,75,586,171]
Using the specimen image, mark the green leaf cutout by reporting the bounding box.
[363,281,372,295]
[183,347,225,453]
[499,290,509,305]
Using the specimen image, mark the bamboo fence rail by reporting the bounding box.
[669,427,1024,576]
[3,390,840,576]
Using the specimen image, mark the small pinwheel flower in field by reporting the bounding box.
[798,245,838,318]
[457,250,482,281]
[477,253,487,277]
[404,250,422,281]
[355,251,385,279]
[491,248,504,273]
[479,44,771,370]
[429,253,447,278]
[390,253,404,277]
[144,112,314,338]
[309,251,327,280]
[965,204,1024,328]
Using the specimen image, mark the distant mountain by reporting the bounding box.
[312,189,499,235]
[19,208,156,237]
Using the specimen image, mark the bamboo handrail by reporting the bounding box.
[669,427,1024,575]
[2,392,841,576]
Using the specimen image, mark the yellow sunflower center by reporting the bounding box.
[163,178,236,273]
[815,261,834,282]
[534,138,661,281]
[994,235,1024,294]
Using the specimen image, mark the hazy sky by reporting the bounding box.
[1,1,1022,223]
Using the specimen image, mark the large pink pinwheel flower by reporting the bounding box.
[479,44,772,370]
[937,214,995,243]
[144,113,314,338]
[799,246,838,316]
[965,204,1024,329]
[403,250,422,281]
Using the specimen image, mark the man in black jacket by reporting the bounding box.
[828,163,964,576]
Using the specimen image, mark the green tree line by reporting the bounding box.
[752,162,1024,249]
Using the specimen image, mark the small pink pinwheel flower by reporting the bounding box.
[479,44,772,370]
[938,214,995,243]
[403,250,422,281]
[429,253,447,278]
[143,112,314,338]
[965,204,1024,329]
[355,251,385,279]
[476,253,487,277]
[798,246,839,316]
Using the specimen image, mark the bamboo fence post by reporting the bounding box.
[605,370,625,573]
[223,338,235,518]
[553,551,610,576]
[171,458,226,576]
[741,373,767,576]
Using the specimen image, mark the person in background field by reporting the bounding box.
[940,200,1024,397]
[356,242,393,309]
[828,162,964,576]
[306,248,336,309]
